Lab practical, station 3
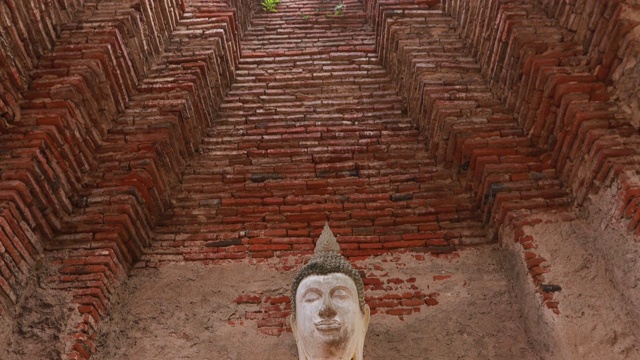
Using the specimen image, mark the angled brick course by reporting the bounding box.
[365,0,639,318]
[0,0,254,357]
[0,0,86,127]
[444,0,640,206]
[145,0,490,267]
[369,2,573,230]
[0,0,639,357]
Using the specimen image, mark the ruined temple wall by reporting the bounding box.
[188,0,257,34]
[0,0,88,313]
[363,1,640,356]
[439,1,640,357]
[0,0,86,130]
[364,0,573,228]
[0,0,186,314]
[441,0,640,206]
[403,0,640,242]
[447,0,640,126]
[92,249,545,359]
[535,0,640,114]
[0,0,257,358]
[439,0,640,299]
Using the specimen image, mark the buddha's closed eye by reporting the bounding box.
[332,289,350,300]
[303,290,322,303]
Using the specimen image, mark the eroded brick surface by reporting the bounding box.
[0,0,639,357]
[366,0,640,319]
[444,0,640,205]
[0,0,253,358]
[145,0,489,268]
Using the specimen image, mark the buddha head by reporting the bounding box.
[290,224,370,360]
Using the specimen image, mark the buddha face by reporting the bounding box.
[291,273,370,360]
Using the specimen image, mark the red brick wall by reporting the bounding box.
[0,0,183,311]
[440,0,640,320]
[0,0,255,358]
[0,0,638,357]
[442,0,640,204]
[535,0,637,82]
[367,0,572,228]
[366,0,640,223]
[0,0,86,131]
[0,0,86,312]
[363,0,640,320]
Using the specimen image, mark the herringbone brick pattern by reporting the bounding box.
[146,0,489,265]
[0,0,639,358]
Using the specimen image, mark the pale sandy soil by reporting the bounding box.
[93,246,547,359]
[510,185,640,359]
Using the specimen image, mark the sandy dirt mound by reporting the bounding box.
[1,285,75,359]
[521,206,640,358]
[94,246,546,359]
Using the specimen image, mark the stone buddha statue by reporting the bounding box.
[290,224,370,360]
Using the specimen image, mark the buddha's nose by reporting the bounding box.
[318,296,337,318]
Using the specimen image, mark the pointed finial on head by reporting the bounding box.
[314,223,340,255]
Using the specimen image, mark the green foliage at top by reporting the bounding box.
[261,0,280,12]
[333,3,346,16]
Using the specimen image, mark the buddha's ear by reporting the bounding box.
[290,315,298,339]
[355,305,371,360]
[363,304,371,332]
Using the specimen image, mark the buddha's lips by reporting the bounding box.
[315,320,342,331]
